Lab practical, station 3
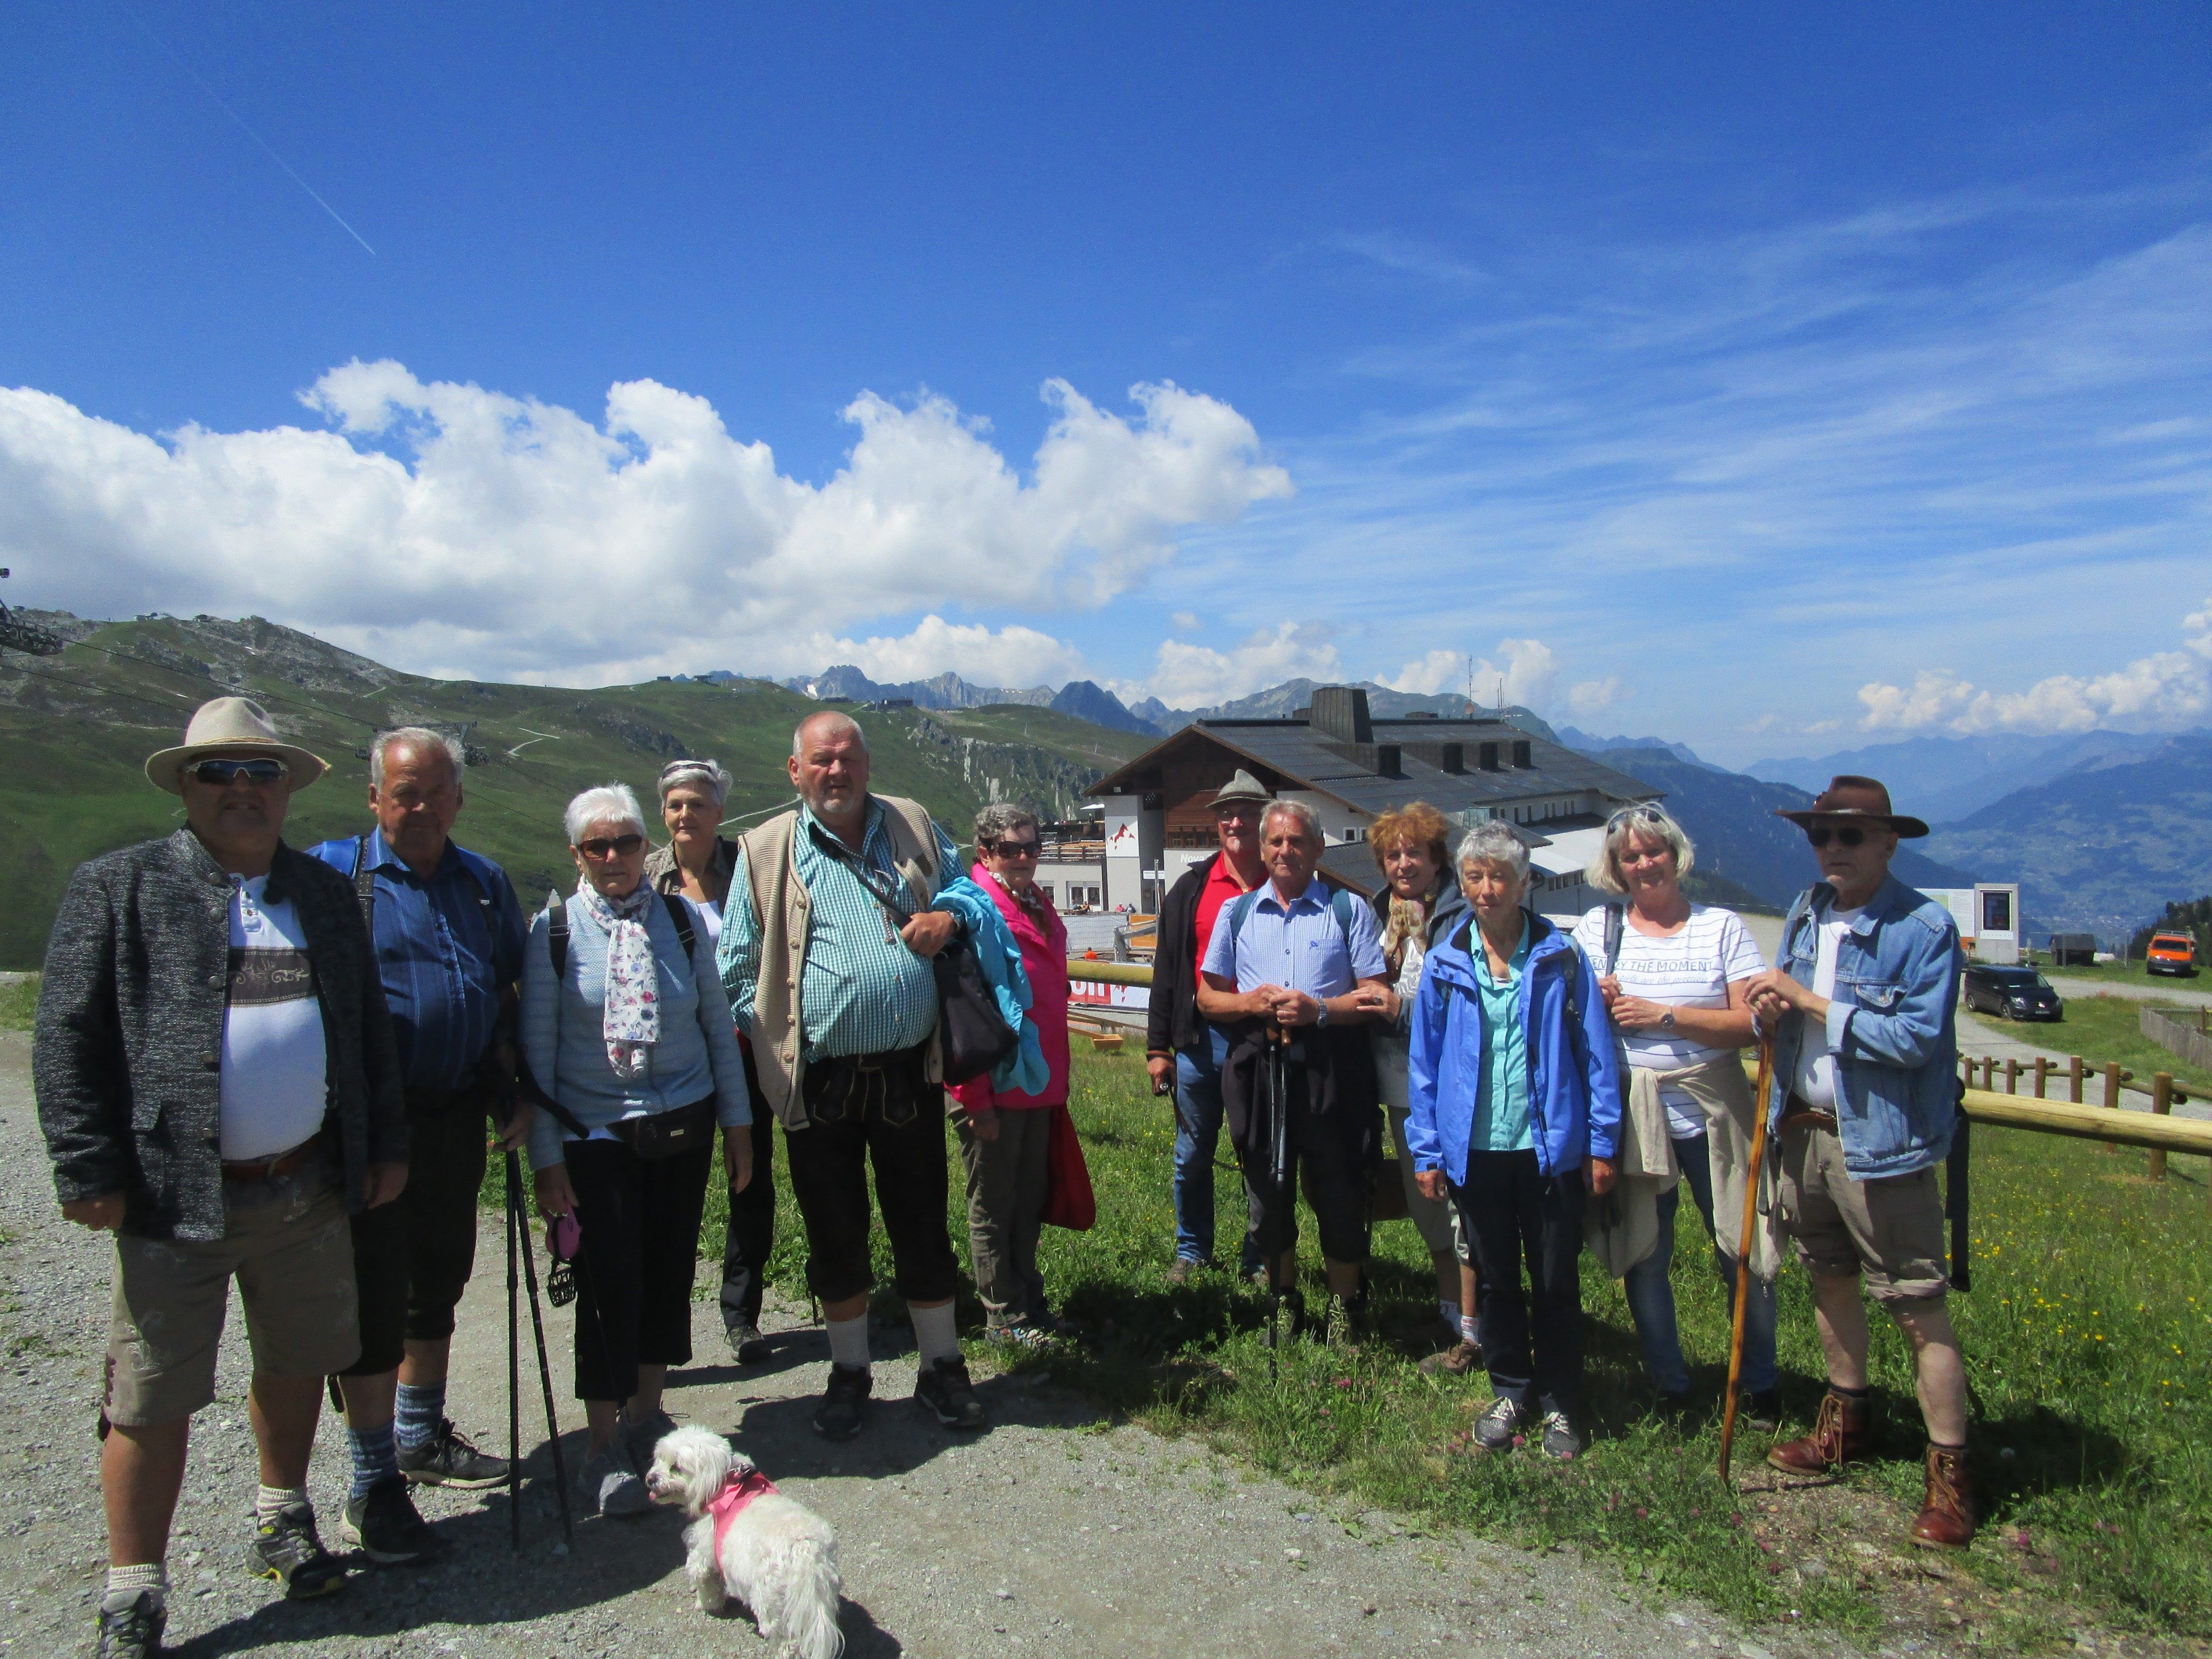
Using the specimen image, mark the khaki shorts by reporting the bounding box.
[104,1159,360,1426]
[1776,1122,1948,1303]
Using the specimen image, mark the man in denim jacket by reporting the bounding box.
[1744,775,1972,1550]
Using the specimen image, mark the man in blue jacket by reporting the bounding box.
[1745,775,1973,1550]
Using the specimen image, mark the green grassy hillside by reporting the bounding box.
[0,613,1147,968]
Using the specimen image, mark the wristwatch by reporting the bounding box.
[1660,1010,1676,1030]
[1313,997,1331,1028]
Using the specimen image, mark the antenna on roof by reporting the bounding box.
[0,568,66,657]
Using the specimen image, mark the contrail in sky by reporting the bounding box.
[122,3,379,257]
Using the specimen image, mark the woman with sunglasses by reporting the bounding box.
[521,784,753,1518]
[948,804,1073,1344]
[1571,804,1777,1426]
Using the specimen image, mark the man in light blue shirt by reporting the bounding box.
[1197,800,1390,1343]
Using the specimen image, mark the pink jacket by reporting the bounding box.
[952,864,1070,1111]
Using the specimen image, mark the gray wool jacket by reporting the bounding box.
[33,829,408,1242]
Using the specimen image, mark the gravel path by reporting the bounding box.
[0,1027,1859,1659]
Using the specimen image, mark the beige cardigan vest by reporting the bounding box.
[738,795,946,1130]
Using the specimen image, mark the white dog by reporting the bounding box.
[646,1424,844,1659]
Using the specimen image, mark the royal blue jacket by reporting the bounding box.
[1765,875,1961,1178]
[1406,908,1623,1183]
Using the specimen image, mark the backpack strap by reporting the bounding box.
[1602,903,1624,975]
[546,891,569,979]
[351,834,377,935]
[1329,887,1357,957]
[661,890,697,962]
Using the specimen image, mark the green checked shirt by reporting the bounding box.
[718,799,957,1062]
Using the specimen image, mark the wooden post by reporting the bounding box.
[2103,1061,2123,1156]
[2033,1057,2050,1099]
[2068,1056,2085,1104]
[1984,1055,1998,1091]
[2148,1074,2174,1181]
[2005,1057,2020,1094]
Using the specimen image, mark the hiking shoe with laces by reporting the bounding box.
[1263,1287,1306,1346]
[1539,1410,1583,1461]
[1164,1257,1203,1286]
[396,1418,508,1489]
[577,1450,649,1518]
[1472,1395,1524,1452]
[1769,1387,1872,1476]
[726,1319,772,1364]
[340,1475,443,1564]
[96,1590,165,1659]
[1321,1294,1360,1349]
[812,1363,873,1441]
[624,1406,678,1466]
[915,1355,988,1431]
[246,1500,346,1599]
[1418,1338,1482,1378]
[985,1323,1051,1351]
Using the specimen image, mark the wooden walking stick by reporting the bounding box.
[1718,1032,1775,1486]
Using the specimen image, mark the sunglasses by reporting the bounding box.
[1607,804,1667,830]
[576,833,645,859]
[1806,825,1867,849]
[187,757,287,787]
[989,839,1042,858]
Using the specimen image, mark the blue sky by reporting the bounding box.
[2,3,2206,764]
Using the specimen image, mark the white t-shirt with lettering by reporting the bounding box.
[1574,903,1764,1138]
[219,874,330,1161]
[1790,904,1863,1111]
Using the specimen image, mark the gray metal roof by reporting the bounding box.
[1094,716,1661,818]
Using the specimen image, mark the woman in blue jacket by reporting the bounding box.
[1407,821,1622,1460]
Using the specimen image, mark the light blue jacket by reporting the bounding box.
[931,873,1051,1098]
[1406,908,1623,1183]
[522,891,751,1172]
[1765,875,1961,1178]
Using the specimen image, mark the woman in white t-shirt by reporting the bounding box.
[1572,805,1779,1426]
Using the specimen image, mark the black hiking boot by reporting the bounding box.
[396,1418,508,1488]
[246,1499,346,1599]
[340,1476,443,1565]
[915,1355,987,1431]
[812,1363,873,1441]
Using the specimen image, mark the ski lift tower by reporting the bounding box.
[0,569,66,656]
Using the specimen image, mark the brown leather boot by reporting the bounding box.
[1766,1388,1873,1475]
[1910,1443,1976,1550]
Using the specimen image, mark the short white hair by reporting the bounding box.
[658,758,732,807]
[793,710,868,759]
[1456,821,1529,886]
[1587,804,1696,896]
[370,726,464,789]
[564,783,646,847]
[1259,799,1323,845]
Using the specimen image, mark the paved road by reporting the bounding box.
[2042,975,2212,1009]
[0,1029,1857,1659]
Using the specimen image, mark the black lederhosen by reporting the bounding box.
[1222,1023,1381,1266]
[343,1084,492,1377]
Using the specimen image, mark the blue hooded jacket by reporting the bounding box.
[1405,907,1623,1183]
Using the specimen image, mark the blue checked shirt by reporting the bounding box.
[308,829,527,1091]
[718,800,956,1062]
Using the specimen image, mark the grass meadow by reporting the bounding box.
[1980,992,2212,1102]
[484,1042,2210,1644]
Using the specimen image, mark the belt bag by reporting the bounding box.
[611,1098,714,1162]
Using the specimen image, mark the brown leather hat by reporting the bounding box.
[1774,774,1928,839]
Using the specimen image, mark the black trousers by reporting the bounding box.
[718,1108,778,1330]
[343,1094,491,1377]
[565,1130,713,1404]
[783,1046,959,1306]
[1453,1149,1586,1414]
[1234,1072,1372,1268]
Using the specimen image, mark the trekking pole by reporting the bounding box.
[505,1152,521,1551]
[510,1148,577,1550]
[1718,1033,1775,1486]
[1266,1027,1291,1381]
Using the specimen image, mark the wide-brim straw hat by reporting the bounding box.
[1774,773,1929,839]
[145,697,328,794]
[1208,768,1273,810]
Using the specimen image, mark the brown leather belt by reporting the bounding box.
[221,1137,322,1182]
[1779,1094,1839,1134]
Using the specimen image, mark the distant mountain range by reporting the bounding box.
[1747,729,2178,827]
[1553,725,1723,770]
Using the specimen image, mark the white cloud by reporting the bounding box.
[1475,638,1558,709]
[1130,622,1344,709]
[0,363,1290,685]
[1383,648,1468,696]
[1169,610,1199,632]
[1567,677,1622,717]
[1858,597,2212,733]
[799,616,1087,689]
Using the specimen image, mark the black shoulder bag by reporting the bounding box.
[807,822,1017,1085]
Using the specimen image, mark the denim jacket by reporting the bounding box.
[1766,874,1962,1179]
[1406,908,1623,1183]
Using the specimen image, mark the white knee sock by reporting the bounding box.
[1439,1298,1460,1338]
[104,1562,166,1611]
[910,1300,960,1365]
[255,1485,308,1527]
[826,1314,871,1371]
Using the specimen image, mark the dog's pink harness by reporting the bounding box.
[708,1468,779,1556]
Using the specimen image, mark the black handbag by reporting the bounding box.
[809,823,1019,1085]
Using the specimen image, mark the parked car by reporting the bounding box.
[2146,932,2200,977]
[1963,964,2065,1022]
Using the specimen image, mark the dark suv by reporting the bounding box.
[1963,965,2064,1022]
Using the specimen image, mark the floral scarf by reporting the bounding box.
[574,879,660,1077]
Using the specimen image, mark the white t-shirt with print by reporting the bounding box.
[219,874,330,1161]
[1790,903,1864,1111]
[1574,903,1764,1138]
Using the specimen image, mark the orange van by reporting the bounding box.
[2147,932,2198,976]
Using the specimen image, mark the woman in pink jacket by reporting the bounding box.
[952,804,1073,1345]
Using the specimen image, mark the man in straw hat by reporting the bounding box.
[35,697,408,1656]
[1147,768,1273,1284]
[1743,774,1973,1550]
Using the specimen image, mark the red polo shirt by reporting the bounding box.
[1193,854,1260,973]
